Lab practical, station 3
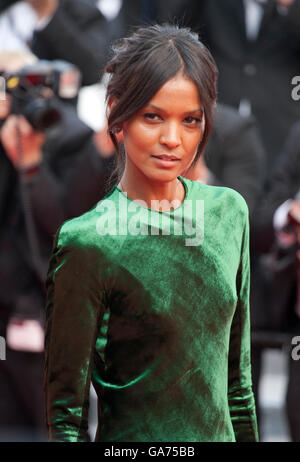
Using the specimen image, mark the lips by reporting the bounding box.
[151,154,181,169]
[152,154,180,161]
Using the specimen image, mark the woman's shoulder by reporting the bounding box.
[182,177,249,215]
[56,186,118,248]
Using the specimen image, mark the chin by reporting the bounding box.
[147,170,180,184]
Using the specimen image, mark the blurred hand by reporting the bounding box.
[7,318,44,352]
[26,0,58,19]
[0,115,44,169]
[0,94,11,120]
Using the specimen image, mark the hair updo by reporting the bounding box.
[105,23,218,180]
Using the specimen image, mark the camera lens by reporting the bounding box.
[23,98,61,131]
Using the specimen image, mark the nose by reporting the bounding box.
[159,121,181,149]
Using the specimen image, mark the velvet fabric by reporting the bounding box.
[44,177,258,442]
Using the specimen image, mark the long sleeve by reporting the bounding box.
[44,228,104,442]
[227,211,259,442]
[44,179,259,442]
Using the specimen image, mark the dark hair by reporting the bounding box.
[105,23,218,181]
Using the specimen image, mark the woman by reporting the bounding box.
[44,24,259,442]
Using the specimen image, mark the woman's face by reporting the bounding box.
[122,73,205,184]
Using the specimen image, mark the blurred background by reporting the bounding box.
[0,0,300,442]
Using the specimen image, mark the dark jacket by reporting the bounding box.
[114,0,185,36]
[252,121,300,333]
[254,121,300,251]
[177,0,300,168]
[205,104,265,221]
[31,0,110,86]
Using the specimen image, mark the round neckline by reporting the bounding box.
[114,176,189,214]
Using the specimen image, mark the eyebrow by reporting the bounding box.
[147,104,203,115]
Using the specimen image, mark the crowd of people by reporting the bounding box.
[0,0,300,442]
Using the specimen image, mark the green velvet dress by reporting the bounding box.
[44,176,259,442]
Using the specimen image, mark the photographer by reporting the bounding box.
[0,50,112,441]
[253,121,300,441]
[0,0,110,86]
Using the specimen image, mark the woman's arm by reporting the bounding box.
[44,226,104,441]
[227,209,259,442]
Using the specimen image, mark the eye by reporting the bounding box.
[183,116,203,126]
[143,113,162,122]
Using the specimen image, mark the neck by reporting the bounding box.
[118,165,185,212]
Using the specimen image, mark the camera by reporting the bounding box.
[2,60,81,131]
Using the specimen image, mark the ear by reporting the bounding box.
[107,96,123,134]
[106,97,123,144]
